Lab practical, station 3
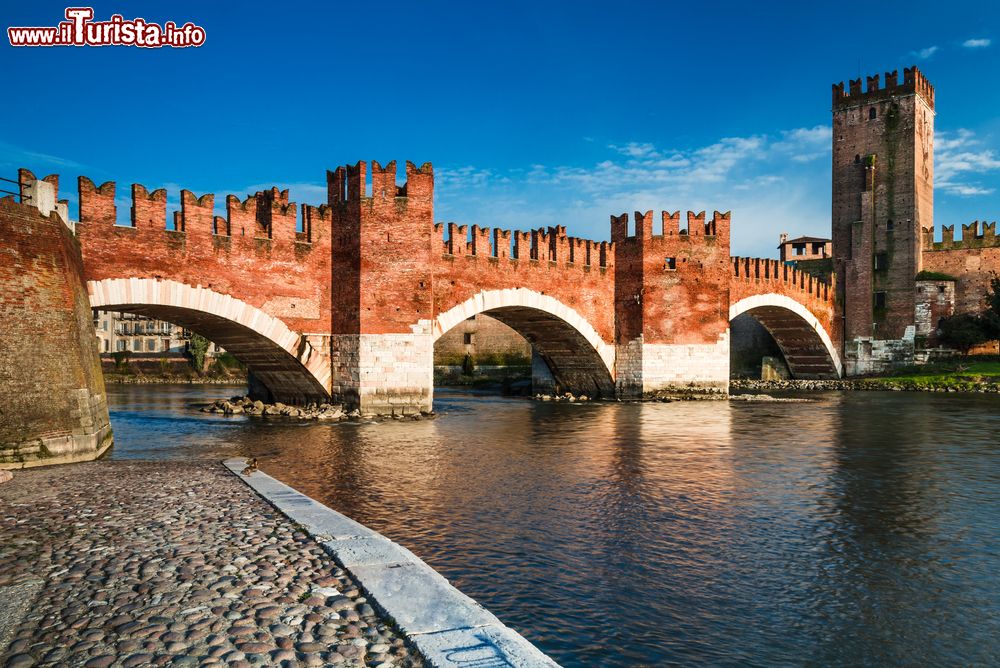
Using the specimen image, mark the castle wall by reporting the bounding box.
[0,188,112,468]
[921,222,1000,316]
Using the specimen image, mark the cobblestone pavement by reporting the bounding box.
[0,461,425,668]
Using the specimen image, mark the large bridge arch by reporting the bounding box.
[88,278,331,403]
[729,294,842,379]
[432,288,616,397]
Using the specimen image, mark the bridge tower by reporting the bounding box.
[832,67,935,373]
[327,160,436,414]
[612,210,732,397]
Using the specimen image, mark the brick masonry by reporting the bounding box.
[0,190,112,468]
[6,160,842,417]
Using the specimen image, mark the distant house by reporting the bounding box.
[778,233,832,262]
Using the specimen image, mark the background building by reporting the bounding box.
[93,311,222,357]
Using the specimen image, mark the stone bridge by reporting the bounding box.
[16,163,840,414]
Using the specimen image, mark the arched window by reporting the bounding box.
[869,107,877,120]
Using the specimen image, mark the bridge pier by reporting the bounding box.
[612,210,733,398]
[615,336,731,398]
[330,331,435,415]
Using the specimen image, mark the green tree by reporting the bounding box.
[461,353,475,377]
[938,313,992,353]
[187,333,210,373]
[983,276,1000,338]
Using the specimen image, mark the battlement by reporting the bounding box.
[922,221,1000,251]
[610,210,731,243]
[18,168,70,223]
[832,65,935,110]
[731,256,833,302]
[76,174,325,244]
[433,222,613,269]
[326,160,433,206]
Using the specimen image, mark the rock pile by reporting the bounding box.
[200,396,435,421]
[534,392,591,402]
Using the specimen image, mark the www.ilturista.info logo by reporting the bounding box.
[8,7,206,48]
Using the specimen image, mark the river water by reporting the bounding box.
[106,385,1000,667]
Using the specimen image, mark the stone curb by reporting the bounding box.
[223,458,560,668]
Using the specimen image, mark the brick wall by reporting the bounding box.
[832,67,935,341]
[75,179,332,337]
[921,234,1000,316]
[0,195,112,468]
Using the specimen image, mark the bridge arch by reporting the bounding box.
[88,278,331,403]
[432,288,616,397]
[729,293,842,378]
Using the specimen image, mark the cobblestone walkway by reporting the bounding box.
[0,461,425,668]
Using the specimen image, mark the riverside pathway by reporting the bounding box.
[0,461,425,668]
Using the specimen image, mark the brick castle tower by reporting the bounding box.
[831,67,935,370]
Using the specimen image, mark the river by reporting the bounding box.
[105,384,1000,667]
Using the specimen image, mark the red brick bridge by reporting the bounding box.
[19,164,840,413]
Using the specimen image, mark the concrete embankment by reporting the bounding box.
[0,461,424,667]
[223,459,559,668]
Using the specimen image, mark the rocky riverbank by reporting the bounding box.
[200,396,436,422]
[105,374,246,386]
[0,461,424,668]
[731,378,1000,393]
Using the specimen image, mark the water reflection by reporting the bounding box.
[106,385,1000,667]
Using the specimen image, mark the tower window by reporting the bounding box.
[463,333,473,345]
[869,107,877,120]
[664,256,676,270]
[874,252,889,271]
[886,219,894,232]
[874,291,887,309]
[854,154,861,163]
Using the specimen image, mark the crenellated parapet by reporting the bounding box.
[76,175,327,248]
[832,65,935,110]
[730,256,834,303]
[922,221,999,251]
[18,168,70,224]
[610,209,731,242]
[434,221,614,270]
[71,169,335,339]
[326,159,433,207]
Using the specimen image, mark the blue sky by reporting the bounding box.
[2,0,999,257]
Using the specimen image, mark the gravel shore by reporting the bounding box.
[0,461,424,668]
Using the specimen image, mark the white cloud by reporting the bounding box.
[0,141,87,171]
[913,45,940,59]
[434,126,835,256]
[963,38,991,48]
[935,129,1000,196]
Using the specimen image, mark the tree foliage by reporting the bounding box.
[937,276,1000,352]
[938,314,992,353]
[187,333,210,372]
